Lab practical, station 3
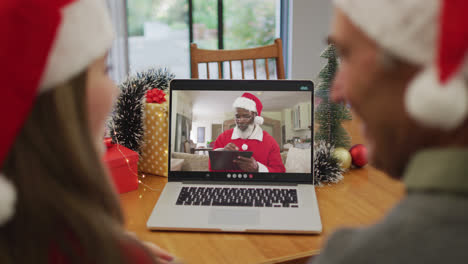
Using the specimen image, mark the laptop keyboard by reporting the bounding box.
[176,187,299,208]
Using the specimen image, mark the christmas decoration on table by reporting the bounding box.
[138,86,173,177]
[104,137,113,148]
[314,44,352,149]
[103,142,139,194]
[102,135,160,194]
[109,68,175,153]
[146,88,167,103]
[349,144,368,168]
[313,140,344,186]
[333,147,352,170]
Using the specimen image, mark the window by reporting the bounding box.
[127,0,189,77]
[126,0,288,79]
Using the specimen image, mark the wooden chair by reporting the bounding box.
[190,38,285,80]
[183,140,193,154]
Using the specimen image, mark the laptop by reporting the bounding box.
[147,79,321,234]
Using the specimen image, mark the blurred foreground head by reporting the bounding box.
[329,0,468,177]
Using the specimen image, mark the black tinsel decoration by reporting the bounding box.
[109,68,175,153]
[313,140,344,186]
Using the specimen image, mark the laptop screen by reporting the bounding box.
[168,80,314,184]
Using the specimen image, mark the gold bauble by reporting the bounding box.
[333,147,352,169]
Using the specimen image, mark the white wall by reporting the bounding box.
[290,0,332,81]
[283,108,311,143]
[262,111,282,121]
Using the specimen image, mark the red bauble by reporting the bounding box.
[349,144,368,168]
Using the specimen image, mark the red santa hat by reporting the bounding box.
[0,0,114,225]
[232,93,264,125]
[334,0,468,130]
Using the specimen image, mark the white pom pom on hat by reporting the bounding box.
[0,173,16,226]
[406,66,468,129]
[233,93,265,125]
[334,0,468,130]
[254,116,264,125]
[0,0,114,225]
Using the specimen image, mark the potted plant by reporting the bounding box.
[207,140,214,148]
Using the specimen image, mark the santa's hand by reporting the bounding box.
[233,156,259,172]
[224,143,239,151]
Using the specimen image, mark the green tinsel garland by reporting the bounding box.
[109,68,175,152]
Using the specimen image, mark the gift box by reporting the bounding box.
[138,102,169,176]
[104,143,139,193]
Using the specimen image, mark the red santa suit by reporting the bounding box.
[210,124,285,173]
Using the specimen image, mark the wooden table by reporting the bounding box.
[120,166,404,264]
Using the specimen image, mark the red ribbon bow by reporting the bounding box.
[146,89,167,104]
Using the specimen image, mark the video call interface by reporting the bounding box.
[170,90,312,176]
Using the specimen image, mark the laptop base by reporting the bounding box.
[147,182,322,234]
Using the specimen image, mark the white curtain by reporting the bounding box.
[106,0,129,84]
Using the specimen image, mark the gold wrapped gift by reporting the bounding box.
[138,102,169,176]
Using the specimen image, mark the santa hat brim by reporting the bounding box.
[40,0,114,91]
[233,97,258,113]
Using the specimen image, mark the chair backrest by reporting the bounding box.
[183,140,192,154]
[190,38,285,80]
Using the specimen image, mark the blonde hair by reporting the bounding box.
[1,72,155,263]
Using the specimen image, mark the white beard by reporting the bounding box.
[236,124,255,139]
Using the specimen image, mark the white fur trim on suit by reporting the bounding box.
[233,97,257,113]
[257,162,268,172]
[232,125,263,141]
[405,67,468,130]
[40,0,114,91]
[0,173,16,226]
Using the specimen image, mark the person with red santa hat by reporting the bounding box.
[310,0,468,263]
[0,0,177,263]
[210,92,285,173]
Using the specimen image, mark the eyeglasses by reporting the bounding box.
[235,115,253,121]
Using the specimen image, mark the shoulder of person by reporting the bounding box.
[312,194,466,264]
[261,131,278,145]
[311,225,401,264]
